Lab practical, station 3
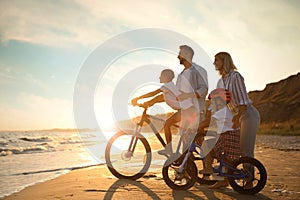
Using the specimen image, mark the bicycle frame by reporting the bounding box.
[127,106,171,154]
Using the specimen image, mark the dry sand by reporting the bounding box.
[1,147,300,200]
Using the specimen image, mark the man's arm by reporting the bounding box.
[192,67,208,99]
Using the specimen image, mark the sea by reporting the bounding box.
[0,130,299,198]
[0,130,113,198]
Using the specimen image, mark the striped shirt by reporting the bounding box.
[217,70,252,111]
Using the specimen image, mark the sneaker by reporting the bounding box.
[174,172,189,184]
[158,145,172,156]
[244,181,253,189]
[208,180,229,189]
[174,172,185,181]
[199,168,214,175]
[158,148,172,156]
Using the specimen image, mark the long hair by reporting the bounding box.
[215,52,237,76]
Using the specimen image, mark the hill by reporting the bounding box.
[248,72,300,124]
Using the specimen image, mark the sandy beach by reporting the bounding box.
[1,145,299,200]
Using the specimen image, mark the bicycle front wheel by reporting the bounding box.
[162,155,197,190]
[105,131,152,180]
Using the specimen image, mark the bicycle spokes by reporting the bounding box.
[121,150,133,161]
[106,132,151,179]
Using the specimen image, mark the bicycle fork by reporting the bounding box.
[177,142,203,174]
[126,125,142,156]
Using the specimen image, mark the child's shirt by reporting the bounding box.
[160,82,193,110]
[211,106,235,134]
[201,106,235,156]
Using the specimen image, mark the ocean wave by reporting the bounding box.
[0,145,54,156]
[59,139,83,145]
[19,137,52,143]
[0,139,8,146]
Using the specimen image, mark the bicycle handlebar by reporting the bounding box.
[130,102,149,109]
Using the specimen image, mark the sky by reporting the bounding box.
[0,0,299,131]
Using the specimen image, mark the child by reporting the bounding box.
[199,88,241,189]
[131,69,196,155]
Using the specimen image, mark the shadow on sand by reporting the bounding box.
[85,178,272,200]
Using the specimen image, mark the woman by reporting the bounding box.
[213,52,260,189]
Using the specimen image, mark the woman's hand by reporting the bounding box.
[232,115,240,129]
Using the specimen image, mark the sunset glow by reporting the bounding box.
[0,0,299,130]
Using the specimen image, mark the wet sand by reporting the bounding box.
[2,146,300,200]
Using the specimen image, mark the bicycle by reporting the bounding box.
[105,103,172,180]
[105,104,218,184]
[162,137,267,194]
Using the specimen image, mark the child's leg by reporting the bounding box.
[164,111,181,144]
[201,152,213,174]
[158,111,181,155]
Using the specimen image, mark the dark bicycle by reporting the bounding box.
[162,138,267,194]
[105,103,172,180]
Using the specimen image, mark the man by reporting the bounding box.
[143,45,208,154]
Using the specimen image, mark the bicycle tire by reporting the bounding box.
[162,156,197,190]
[105,131,152,180]
[228,157,267,195]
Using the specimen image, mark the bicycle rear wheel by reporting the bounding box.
[105,131,152,180]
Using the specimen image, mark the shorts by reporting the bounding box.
[212,129,241,161]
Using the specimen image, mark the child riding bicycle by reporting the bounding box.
[198,88,241,189]
[131,69,198,155]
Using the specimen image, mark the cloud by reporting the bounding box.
[1,0,299,50]
[0,93,74,130]
[193,0,300,47]
[0,65,16,79]
[0,72,16,80]
[0,0,208,47]
[0,0,299,109]
[0,0,101,47]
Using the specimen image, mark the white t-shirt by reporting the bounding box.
[212,106,235,134]
[160,82,193,110]
[176,67,198,108]
[177,68,192,93]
